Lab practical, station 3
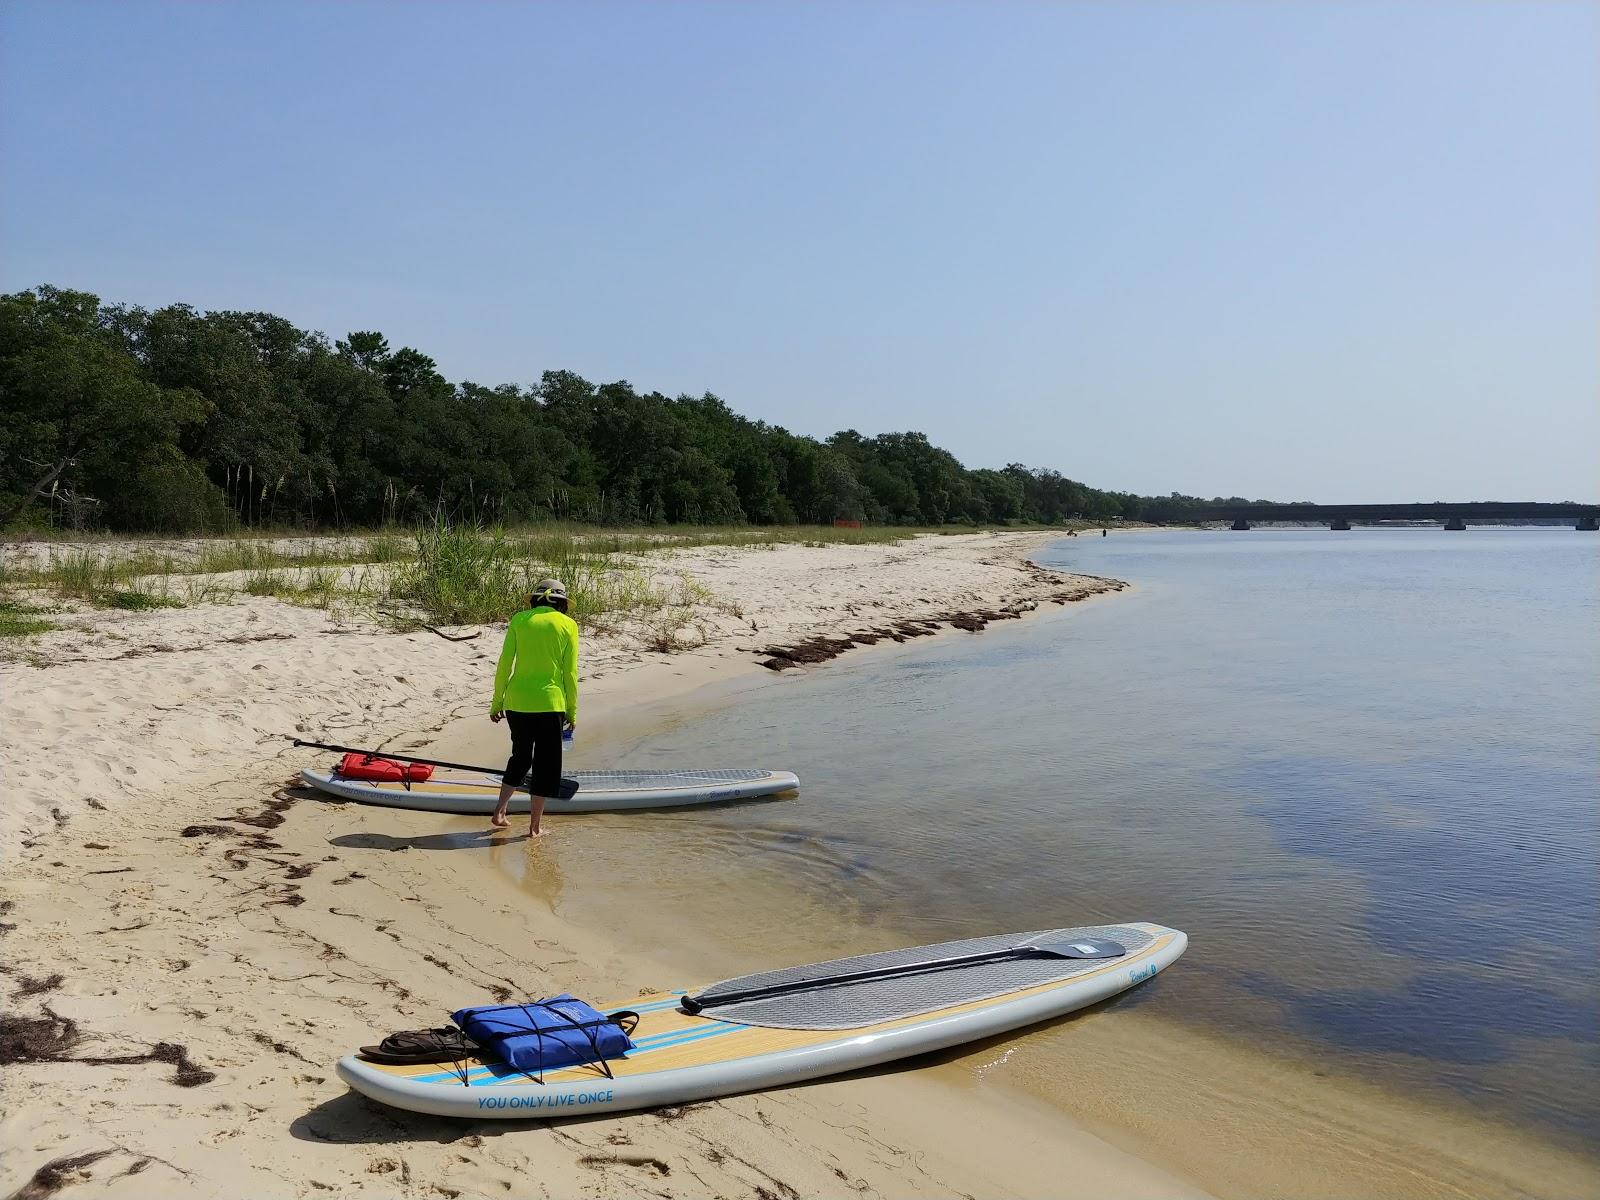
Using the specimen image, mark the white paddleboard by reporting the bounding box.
[336,922,1186,1119]
[300,766,800,814]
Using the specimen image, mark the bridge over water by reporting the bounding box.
[1145,502,1600,531]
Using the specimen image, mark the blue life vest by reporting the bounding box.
[452,995,636,1074]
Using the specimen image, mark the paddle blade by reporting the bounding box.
[1026,938,1126,959]
[557,777,580,800]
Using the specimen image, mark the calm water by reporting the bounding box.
[545,529,1600,1142]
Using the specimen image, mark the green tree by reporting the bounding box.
[3,283,1217,534]
[0,287,221,529]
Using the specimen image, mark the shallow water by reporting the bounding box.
[514,529,1600,1146]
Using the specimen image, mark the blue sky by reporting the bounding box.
[3,1,1595,501]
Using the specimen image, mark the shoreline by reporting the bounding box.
[4,528,1595,1198]
[4,531,1214,1199]
[466,599,1600,1200]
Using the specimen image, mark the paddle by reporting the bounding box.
[678,937,1127,1014]
[290,738,581,800]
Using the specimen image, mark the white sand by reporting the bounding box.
[5,532,1210,1199]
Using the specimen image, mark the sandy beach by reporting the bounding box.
[5,529,1596,1200]
[3,531,1212,1199]
[6,0,1595,1191]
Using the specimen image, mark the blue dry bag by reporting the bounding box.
[451,995,637,1075]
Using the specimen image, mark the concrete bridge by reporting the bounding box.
[1145,501,1600,531]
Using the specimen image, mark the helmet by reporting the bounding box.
[531,578,568,605]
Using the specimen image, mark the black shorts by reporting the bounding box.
[503,710,564,798]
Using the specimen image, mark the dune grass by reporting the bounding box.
[380,521,839,635]
[559,523,909,551]
[22,551,185,610]
[0,519,984,638]
[0,597,57,638]
[7,532,413,586]
[241,567,347,610]
[101,589,184,611]
[386,521,671,628]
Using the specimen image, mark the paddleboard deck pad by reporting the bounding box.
[300,766,799,814]
[336,922,1186,1118]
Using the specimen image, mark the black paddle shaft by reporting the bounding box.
[679,938,1126,1014]
[290,738,580,799]
[293,738,510,776]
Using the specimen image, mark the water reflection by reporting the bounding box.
[497,529,1600,1142]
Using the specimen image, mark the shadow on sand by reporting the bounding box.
[291,985,1163,1143]
[291,1088,693,1145]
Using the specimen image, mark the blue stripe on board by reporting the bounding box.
[611,995,687,1014]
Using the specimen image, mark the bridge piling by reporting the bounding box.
[1330,517,1351,531]
[1230,518,1251,531]
[1444,518,1468,531]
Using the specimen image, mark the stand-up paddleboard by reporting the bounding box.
[336,922,1186,1118]
[300,766,800,814]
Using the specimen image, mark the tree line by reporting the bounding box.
[0,285,1277,533]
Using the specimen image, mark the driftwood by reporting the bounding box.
[0,456,77,526]
[422,625,480,642]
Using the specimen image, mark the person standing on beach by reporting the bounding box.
[489,579,578,837]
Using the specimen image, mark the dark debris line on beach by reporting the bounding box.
[0,1003,215,1088]
[0,788,314,1091]
[5,1149,117,1200]
[755,580,1126,671]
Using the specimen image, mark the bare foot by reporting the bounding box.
[491,812,510,829]
[528,825,547,838]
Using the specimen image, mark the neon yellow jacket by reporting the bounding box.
[490,606,579,721]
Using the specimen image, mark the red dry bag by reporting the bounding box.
[336,753,434,783]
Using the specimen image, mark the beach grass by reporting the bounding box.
[6,533,416,587]
[3,521,912,578]
[21,551,185,610]
[102,589,184,611]
[0,597,57,638]
[385,520,673,628]
[241,567,346,610]
[40,550,122,599]
[0,519,1031,638]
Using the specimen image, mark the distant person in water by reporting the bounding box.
[490,579,578,836]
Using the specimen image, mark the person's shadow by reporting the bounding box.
[327,829,527,852]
